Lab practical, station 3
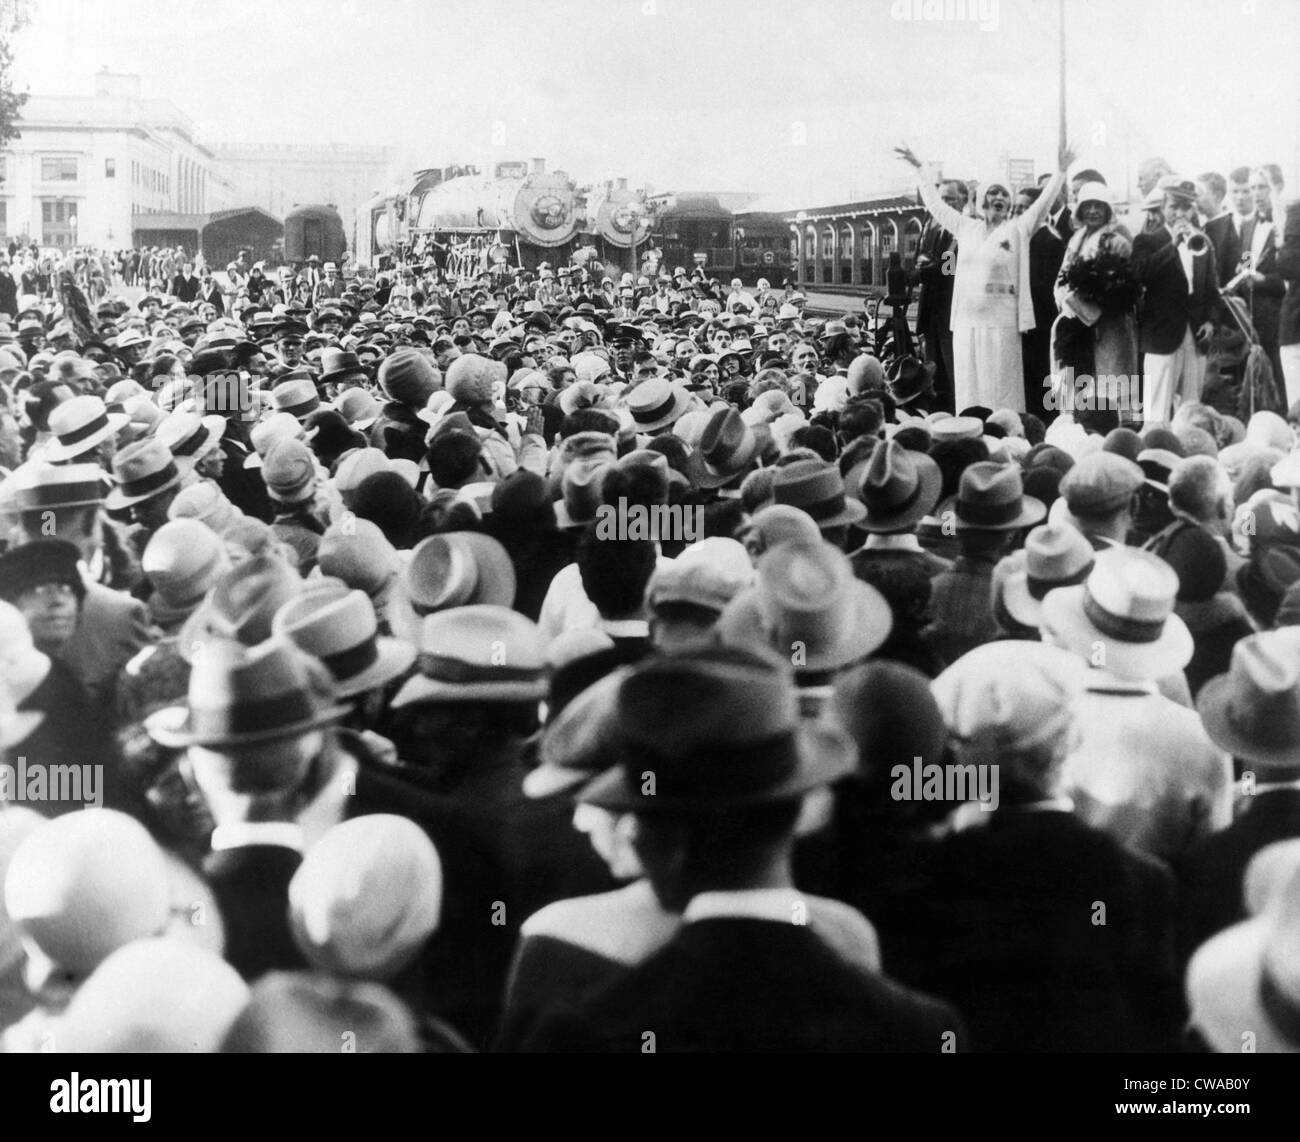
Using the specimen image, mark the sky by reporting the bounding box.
[10,0,1300,206]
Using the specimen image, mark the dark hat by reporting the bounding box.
[0,539,86,605]
[378,348,441,407]
[771,459,867,530]
[850,439,942,533]
[1102,427,1144,463]
[887,355,936,406]
[578,643,855,812]
[690,405,760,489]
[146,637,348,751]
[1197,630,1300,769]
[941,462,1045,531]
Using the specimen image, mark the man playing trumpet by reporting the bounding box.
[1132,176,1221,424]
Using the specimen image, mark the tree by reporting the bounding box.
[0,0,30,171]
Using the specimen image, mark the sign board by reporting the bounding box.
[692,251,708,266]
[762,250,776,265]
[1006,159,1035,189]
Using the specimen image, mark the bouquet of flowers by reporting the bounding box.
[1062,250,1142,315]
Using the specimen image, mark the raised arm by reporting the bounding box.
[1016,169,1065,237]
[895,146,966,238]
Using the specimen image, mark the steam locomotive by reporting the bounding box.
[355,159,651,275]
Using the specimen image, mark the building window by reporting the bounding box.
[40,157,78,182]
[105,158,116,179]
[0,200,7,238]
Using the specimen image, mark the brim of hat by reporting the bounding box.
[723,581,892,673]
[172,424,226,470]
[331,637,417,699]
[851,458,943,533]
[938,493,1047,532]
[1039,584,1193,678]
[553,502,596,531]
[578,721,855,811]
[388,673,547,709]
[0,709,45,750]
[319,368,370,387]
[1000,570,1046,629]
[522,761,602,800]
[43,412,131,462]
[104,467,185,510]
[628,388,694,432]
[1186,917,1297,1054]
[144,700,350,749]
[1196,671,1300,768]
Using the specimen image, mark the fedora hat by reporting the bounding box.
[689,405,760,490]
[146,637,348,750]
[403,532,516,615]
[578,644,855,812]
[554,460,611,530]
[887,355,936,407]
[389,604,546,708]
[44,395,129,462]
[772,458,867,531]
[1196,629,1300,770]
[178,553,303,661]
[142,519,230,616]
[105,438,185,510]
[332,387,381,431]
[1187,856,1300,1054]
[941,461,1046,532]
[717,540,892,674]
[624,376,693,432]
[1001,523,1096,629]
[273,580,415,698]
[5,461,108,511]
[850,440,942,533]
[271,376,321,421]
[1156,175,1198,205]
[316,347,368,388]
[155,410,226,470]
[1039,546,1193,679]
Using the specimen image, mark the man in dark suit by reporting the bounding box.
[913,179,965,414]
[1019,184,1068,416]
[1199,171,1240,288]
[1236,202,1286,388]
[883,642,1182,1052]
[1132,178,1221,424]
[518,645,961,1052]
[170,262,201,303]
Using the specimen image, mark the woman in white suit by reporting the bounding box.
[897,142,1075,413]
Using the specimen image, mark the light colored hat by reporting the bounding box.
[3,460,107,511]
[333,448,392,502]
[288,815,442,979]
[273,580,415,698]
[155,410,226,469]
[3,809,171,977]
[1187,859,1300,1053]
[1000,523,1096,629]
[167,479,243,533]
[261,438,317,504]
[717,540,892,674]
[104,438,185,510]
[931,640,1085,768]
[625,376,693,432]
[142,519,231,614]
[271,376,321,421]
[0,807,47,973]
[54,938,250,1053]
[44,395,129,462]
[1039,546,1193,679]
[1196,628,1300,770]
[390,604,546,708]
[402,532,516,613]
[332,387,381,431]
[245,411,312,470]
[647,537,755,614]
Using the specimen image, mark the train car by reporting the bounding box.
[650,194,735,279]
[584,179,653,274]
[283,204,347,265]
[355,190,404,270]
[731,210,795,285]
[407,158,584,272]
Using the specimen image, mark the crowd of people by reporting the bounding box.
[1,143,1300,1054]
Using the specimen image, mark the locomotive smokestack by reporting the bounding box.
[532,157,546,174]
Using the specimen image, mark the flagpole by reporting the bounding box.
[1059,0,1067,156]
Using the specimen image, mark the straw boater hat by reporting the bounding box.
[3,461,108,512]
[272,579,415,699]
[1039,546,1193,679]
[624,375,693,433]
[154,410,227,471]
[43,395,129,463]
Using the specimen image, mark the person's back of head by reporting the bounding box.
[1169,455,1232,528]
[426,429,484,490]
[561,407,620,439]
[577,528,656,621]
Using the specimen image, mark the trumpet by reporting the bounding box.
[1186,231,1210,255]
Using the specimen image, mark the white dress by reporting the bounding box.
[916,172,1065,413]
